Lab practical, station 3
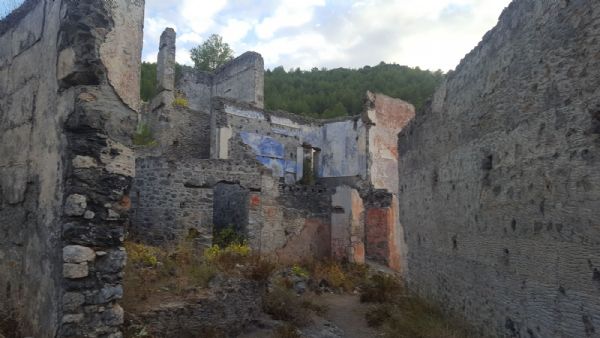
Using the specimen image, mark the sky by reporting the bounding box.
[1,0,512,71]
[143,0,512,71]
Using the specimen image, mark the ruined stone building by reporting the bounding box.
[0,0,599,337]
[130,28,414,270]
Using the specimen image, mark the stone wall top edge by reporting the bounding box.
[214,51,263,74]
[136,156,263,168]
[447,0,515,79]
[0,0,41,36]
[215,97,362,126]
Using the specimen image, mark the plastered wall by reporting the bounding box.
[398,1,600,336]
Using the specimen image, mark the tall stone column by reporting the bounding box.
[156,28,176,93]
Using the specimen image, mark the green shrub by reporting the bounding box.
[360,273,402,303]
[213,225,246,247]
[262,286,311,327]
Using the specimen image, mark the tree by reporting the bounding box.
[190,34,234,72]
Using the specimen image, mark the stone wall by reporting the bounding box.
[177,51,264,112]
[131,156,333,261]
[0,0,142,336]
[398,1,600,336]
[131,157,262,246]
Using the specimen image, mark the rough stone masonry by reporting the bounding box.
[398,1,600,337]
[0,0,143,337]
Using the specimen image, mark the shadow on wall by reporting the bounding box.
[212,181,250,240]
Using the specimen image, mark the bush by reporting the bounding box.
[360,274,403,303]
[244,255,277,282]
[308,260,367,291]
[262,286,311,327]
[204,242,251,271]
[213,225,246,248]
[291,265,309,279]
[360,273,473,338]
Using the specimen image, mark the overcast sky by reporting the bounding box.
[145,0,510,71]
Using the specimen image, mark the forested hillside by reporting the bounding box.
[140,62,444,118]
[265,64,443,118]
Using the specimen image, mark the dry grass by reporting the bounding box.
[361,274,473,338]
[305,259,369,292]
[262,285,312,327]
[122,240,216,312]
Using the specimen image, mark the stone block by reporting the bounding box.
[64,194,87,216]
[63,263,89,279]
[63,245,96,263]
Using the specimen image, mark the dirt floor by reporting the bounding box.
[314,293,381,338]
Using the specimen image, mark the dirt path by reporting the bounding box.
[315,293,381,338]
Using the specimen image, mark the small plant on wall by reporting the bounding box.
[172,91,189,109]
[133,123,157,147]
[213,225,246,248]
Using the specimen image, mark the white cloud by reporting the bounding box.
[219,18,253,45]
[143,0,512,71]
[179,0,228,36]
[255,0,325,40]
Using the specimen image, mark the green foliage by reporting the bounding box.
[191,34,234,71]
[132,124,157,147]
[140,62,186,102]
[265,63,444,118]
[291,265,310,278]
[140,60,444,118]
[360,273,474,338]
[213,225,246,248]
[172,95,189,109]
[140,62,157,102]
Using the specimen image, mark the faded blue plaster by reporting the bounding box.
[241,132,296,177]
[240,132,284,158]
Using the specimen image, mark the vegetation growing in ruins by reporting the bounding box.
[212,225,246,248]
[172,94,189,109]
[361,274,474,338]
[132,124,157,147]
[190,34,234,72]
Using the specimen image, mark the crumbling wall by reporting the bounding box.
[365,92,414,193]
[398,1,600,336]
[131,157,262,246]
[0,0,142,337]
[177,51,264,111]
[213,52,264,108]
[331,186,365,263]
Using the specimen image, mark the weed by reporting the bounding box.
[291,265,309,279]
[244,255,277,282]
[263,286,311,327]
[213,225,246,247]
[360,273,473,338]
[360,274,402,303]
[133,124,157,147]
[172,95,189,109]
